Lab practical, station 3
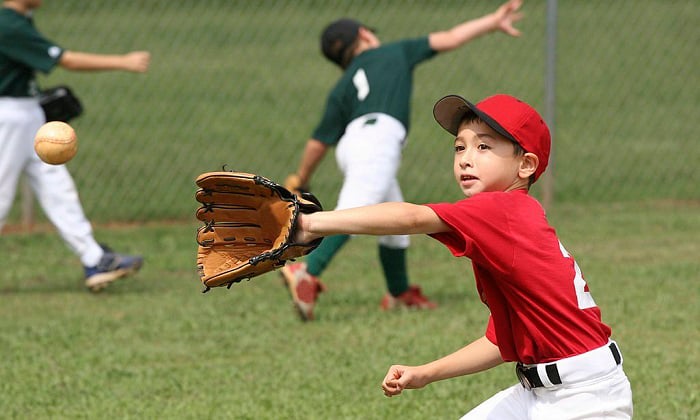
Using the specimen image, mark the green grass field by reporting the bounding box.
[1,200,698,419]
[2,1,698,418]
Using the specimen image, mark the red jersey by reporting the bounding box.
[427,189,611,364]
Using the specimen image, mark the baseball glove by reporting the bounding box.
[39,85,83,122]
[195,170,323,292]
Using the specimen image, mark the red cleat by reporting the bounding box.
[380,285,437,310]
[280,262,326,321]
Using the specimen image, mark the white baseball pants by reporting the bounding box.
[461,341,633,419]
[0,97,103,266]
[334,113,409,249]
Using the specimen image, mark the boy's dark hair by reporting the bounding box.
[461,114,535,187]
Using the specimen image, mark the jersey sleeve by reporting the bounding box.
[426,193,516,271]
[398,37,437,67]
[1,17,63,74]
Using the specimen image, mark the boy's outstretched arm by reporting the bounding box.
[381,336,503,397]
[296,202,450,243]
[428,0,523,52]
[59,50,151,73]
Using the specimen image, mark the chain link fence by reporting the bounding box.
[6,0,698,229]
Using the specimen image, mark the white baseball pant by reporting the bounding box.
[0,97,103,266]
[334,112,409,249]
[461,341,633,419]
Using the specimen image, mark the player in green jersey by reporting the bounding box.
[282,0,524,321]
[0,0,149,290]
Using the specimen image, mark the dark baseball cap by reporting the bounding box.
[320,18,363,68]
[433,94,551,181]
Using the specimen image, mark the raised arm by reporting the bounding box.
[381,335,503,397]
[297,201,451,243]
[59,50,151,73]
[428,0,523,52]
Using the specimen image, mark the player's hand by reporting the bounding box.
[494,0,524,37]
[284,173,310,196]
[381,365,430,397]
[124,51,151,73]
[292,213,320,245]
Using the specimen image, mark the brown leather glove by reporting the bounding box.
[195,171,323,291]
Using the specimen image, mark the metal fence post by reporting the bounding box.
[21,178,34,232]
[542,0,557,210]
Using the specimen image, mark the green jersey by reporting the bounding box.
[312,37,436,145]
[0,8,63,97]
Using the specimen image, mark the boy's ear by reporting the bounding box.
[519,153,539,179]
[358,27,373,41]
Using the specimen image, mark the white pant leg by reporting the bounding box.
[334,113,410,249]
[0,99,34,227]
[0,98,102,266]
[25,159,103,265]
[531,365,633,419]
[376,177,408,248]
[461,383,533,420]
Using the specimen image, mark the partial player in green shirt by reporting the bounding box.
[1,0,150,291]
[282,0,524,321]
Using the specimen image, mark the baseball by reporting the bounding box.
[34,121,78,165]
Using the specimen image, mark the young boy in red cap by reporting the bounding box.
[292,93,633,418]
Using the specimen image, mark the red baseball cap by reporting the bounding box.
[433,94,551,182]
